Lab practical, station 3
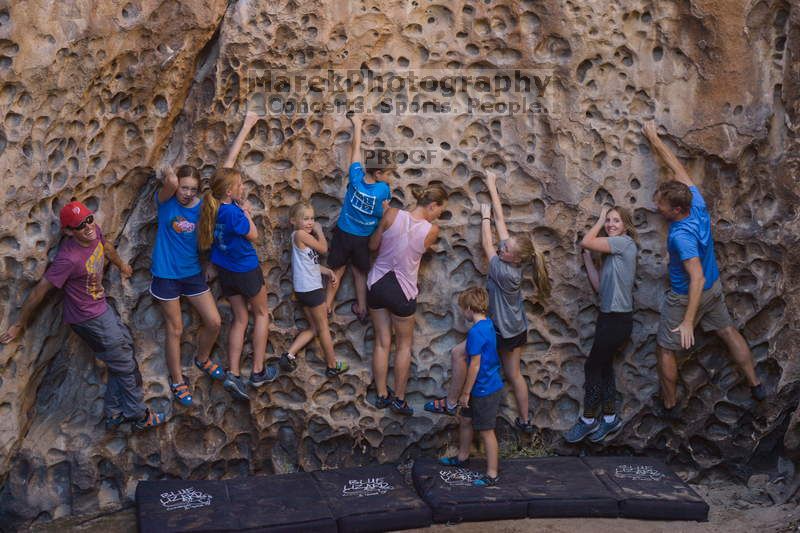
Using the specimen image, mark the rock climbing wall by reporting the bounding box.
[0,0,798,527]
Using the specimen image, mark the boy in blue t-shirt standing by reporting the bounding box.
[642,121,764,413]
[322,114,392,325]
[439,287,504,487]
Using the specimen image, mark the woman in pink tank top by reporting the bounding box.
[367,184,448,416]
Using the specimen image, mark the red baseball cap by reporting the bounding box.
[59,201,93,229]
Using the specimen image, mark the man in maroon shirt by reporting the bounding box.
[1,201,165,430]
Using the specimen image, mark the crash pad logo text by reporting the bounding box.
[439,468,482,486]
[159,487,213,511]
[342,477,394,497]
[614,464,666,482]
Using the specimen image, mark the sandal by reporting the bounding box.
[514,417,535,434]
[279,352,298,372]
[424,397,458,416]
[351,302,368,325]
[133,409,166,431]
[325,360,349,377]
[170,380,193,407]
[439,456,470,467]
[194,358,225,380]
[473,475,499,487]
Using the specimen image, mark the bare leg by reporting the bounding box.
[481,429,499,478]
[446,341,467,405]
[324,265,347,314]
[227,295,249,376]
[249,285,270,374]
[287,306,317,356]
[656,345,679,409]
[715,326,760,386]
[458,415,473,462]
[391,313,416,400]
[352,266,368,317]
[502,347,529,421]
[370,307,392,397]
[158,298,184,384]
[308,303,337,367]
[187,291,221,363]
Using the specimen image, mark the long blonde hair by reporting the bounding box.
[198,167,241,251]
[515,235,551,299]
[599,205,639,247]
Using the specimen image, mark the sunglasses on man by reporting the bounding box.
[70,214,94,231]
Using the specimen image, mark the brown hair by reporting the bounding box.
[514,235,551,299]
[599,205,639,246]
[653,181,692,213]
[176,165,200,181]
[458,286,489,314]
[365,164,397,179]
[412,183,447,207]
[289,201,313,222]
[198,167,241,251]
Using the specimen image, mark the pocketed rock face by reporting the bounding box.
[0,0,798,527]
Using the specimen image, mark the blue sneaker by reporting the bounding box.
[439,456,469,467]
[250,365,279,387]
[589,416,623,443]
[390,397,413,416]
[473,475,498,487]
[372,386,394,409]
[424,398,458,416]
[223,372,250,400]
[170,380,193,407]
[564,418,599,443]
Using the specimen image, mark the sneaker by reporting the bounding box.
[473,475,499,487]
[133,409,166,431]
[279,352,298,373]
[515,417,535,434]
[390,397,414,416]
[751,383,766,401]
[170,379,193,407]
[250,365,279,388]
[104,413,125,430]
[588,416,623,443]
[564,418,599,443]
[325,360,349,378]
[194,358,225,380]
[223,372,250,400]
[424,397,458,416]
[439,456,469,467]
[372,386,394,409]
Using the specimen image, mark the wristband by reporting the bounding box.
[482,217,490,221]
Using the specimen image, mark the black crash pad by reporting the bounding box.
[502,457,619,518]
[136,473,337,533]
[311,464,432,532]
[411,457,528,523]
[582,456,709,521]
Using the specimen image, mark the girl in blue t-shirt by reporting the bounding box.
[197,116,277,401]
[151,164,224,407]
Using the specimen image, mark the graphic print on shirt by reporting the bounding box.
[307,247,319,264]
[351,188,377,215]
[85,242,105,300]
[170,216,196,234]
[213,223,227,251]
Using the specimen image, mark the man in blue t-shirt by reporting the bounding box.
[324,114,392,323]
[438,287,504,487]
[643,121,764,412]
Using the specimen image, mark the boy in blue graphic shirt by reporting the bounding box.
[439,287,504,487]
[322,114,392,326]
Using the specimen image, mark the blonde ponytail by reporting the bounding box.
[198,167,242,251]
[516,235,551,300]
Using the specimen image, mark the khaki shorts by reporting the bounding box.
[657,280,734,351]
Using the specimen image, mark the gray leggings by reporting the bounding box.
[70,306,146,420]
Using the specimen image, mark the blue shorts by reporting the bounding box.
[150,273,209,301]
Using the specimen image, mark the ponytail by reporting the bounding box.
[412,183,447,207]
[198,167,242,251]
[516,235,551,299]
[198,192,219,251]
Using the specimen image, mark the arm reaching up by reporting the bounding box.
[223,111,259,168]
[580,205,612,254]
[348,114,363,168]
[480,203,496,261]
[484,171,510,241]
[642,121,695,187]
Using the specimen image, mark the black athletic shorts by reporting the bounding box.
[496,329,527,353]
[367,271,417,317]
[217,265,264,299]
[460,389,503,431]
[327,226,371,273]
[295,288,325,308]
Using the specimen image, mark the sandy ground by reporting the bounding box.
[26,481,800,533]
